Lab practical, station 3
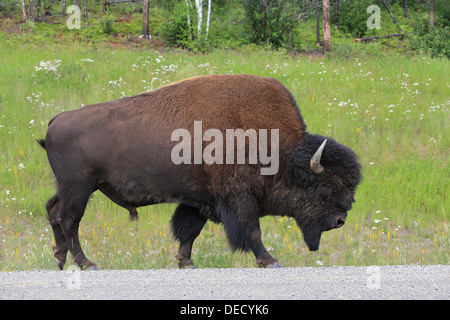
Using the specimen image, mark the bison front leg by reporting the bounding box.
[171,204,207,269]
[218,195,281,268]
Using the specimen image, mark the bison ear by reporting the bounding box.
[292,165,312,187]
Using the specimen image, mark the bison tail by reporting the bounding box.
[36,139,46,150]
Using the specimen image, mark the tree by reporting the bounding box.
[429,0,435,27]
[380,0,402,33]
[403,0,409,18]
[21,0,27,21]
[36,0,40,18]
[316,0,321,44]
[334,0,339,30]
[205,0,211,41]
[142,0,152,39]
[323,0,331,51]
[185,0,193,41]
[242,0,301,48]
[195,0,203,43]
[84,0,88,24]
[28,0,35,22]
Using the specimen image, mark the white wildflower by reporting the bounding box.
[35,59,61,74]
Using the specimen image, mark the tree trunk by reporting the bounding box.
[323,0,331,51]
[316,0,320,44]
[36,0,40,18]
[205,0,211,41]
[185,0,192,41]
[28,0,35,22]
[403,0,409,18]
[76,0,81,10]
[194,0,203,46]
[195,0,203,43]
[141,0,151,39]
[84,0,88,24]
[62,0,66,16]
[21,0,27,21]
[429,0,434,27]
[334,0,339,30]
[380,0,402,32]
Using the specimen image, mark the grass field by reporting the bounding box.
[0,37,448,271]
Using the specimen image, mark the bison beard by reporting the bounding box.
[38,74,361,270]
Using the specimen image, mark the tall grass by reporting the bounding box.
[0,38,448,270]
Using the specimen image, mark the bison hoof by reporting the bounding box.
[180,264,197,270]
[85,265,99,271]
[179,260,197,269]
[54,258,65,271]
[265,262,282,268]
[178,258,197,269]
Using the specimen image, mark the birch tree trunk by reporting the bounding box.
[185,0,192,41]
[323,0,331,51]
[205,0,211,41]
[21,0,27,21]
[195,0,203,42]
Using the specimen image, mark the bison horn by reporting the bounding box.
[310,139,327,174]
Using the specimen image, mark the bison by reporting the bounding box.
[38,74,361,270]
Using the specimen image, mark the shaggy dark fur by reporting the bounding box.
[288,134,362,251]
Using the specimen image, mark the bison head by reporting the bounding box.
[289,134,362,251]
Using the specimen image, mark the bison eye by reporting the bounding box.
[319,185,332,197]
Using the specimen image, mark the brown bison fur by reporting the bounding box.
[38,74,361,270]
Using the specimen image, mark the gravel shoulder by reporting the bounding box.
[0,265,448,300]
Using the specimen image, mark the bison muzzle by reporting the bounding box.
[38,74,361,270]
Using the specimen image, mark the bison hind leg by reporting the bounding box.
[171,204,207,269]
[46,194,68,270]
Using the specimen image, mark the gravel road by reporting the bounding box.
[0,265,448,300]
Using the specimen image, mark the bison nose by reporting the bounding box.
[335,217,346,229]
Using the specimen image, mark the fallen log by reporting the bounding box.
[354,33,402,42]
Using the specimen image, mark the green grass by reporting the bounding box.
[0,36,448,271]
